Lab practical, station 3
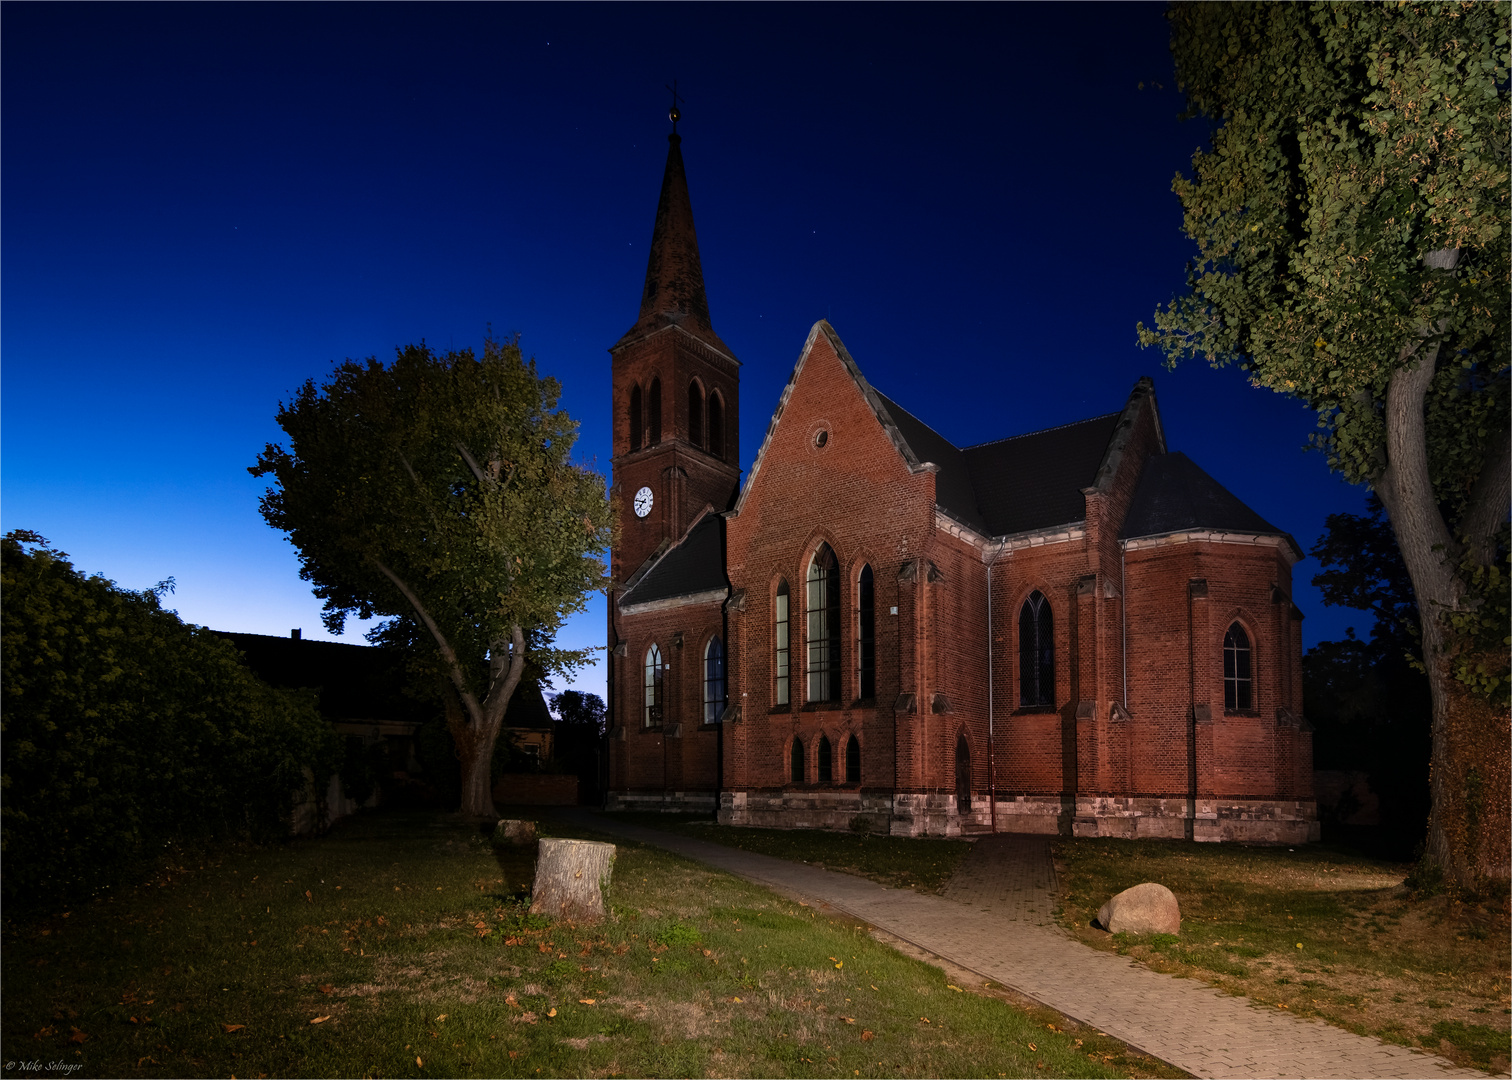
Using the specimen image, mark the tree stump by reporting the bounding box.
[493,818,537,847]
[529,838,615,923]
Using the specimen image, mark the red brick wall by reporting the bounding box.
[492,773,580,806]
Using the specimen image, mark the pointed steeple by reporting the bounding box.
[617,133,730,355]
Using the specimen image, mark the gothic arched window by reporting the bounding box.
[845,734,861,783]
[688,381,704,449]
[818,735,833,782]
[807,543,841,703]
[1018,590,1054,707]
[643,644,664,727]
[703,635,726,723]
[629,383,642,452]
[955,733,972,811]
[1224,623,1253,711]
[774,578,791,706]
[790,737,805,783]
[648,377,662,445]
[708,392,724,460]
[857,563,875,701]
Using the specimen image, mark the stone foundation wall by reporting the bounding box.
[606,790,717,813]
[711,787,1317,843]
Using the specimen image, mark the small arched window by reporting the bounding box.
[790,737,805,783]
[648,377,662,445]
[845,734,861,783]
[774,578,791,706]
[643,644,664,727]
[708,392,724,460]
[703,635,726,723]
[688,381,704,449]
[1018,590,1054,707]
[818,735,833,782]
[1224,623,1253,711]
[857,564,875,701]
[807,543,841,703]
[629,383,642,453]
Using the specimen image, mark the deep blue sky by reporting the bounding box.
[2,3,1368,700]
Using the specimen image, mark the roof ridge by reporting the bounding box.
[961,411,1122,452]
[874,391,962,453]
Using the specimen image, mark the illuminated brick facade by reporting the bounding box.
[605,134,1316,843]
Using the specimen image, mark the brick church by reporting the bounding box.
[604,130,1318,844]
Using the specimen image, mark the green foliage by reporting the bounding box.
[1140,3,1509,483]
[0,531,339,906]
[1444,533,1511,696]
[249,336,616,702]
[655,921,703,948]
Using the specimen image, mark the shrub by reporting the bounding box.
[1,531,339,905]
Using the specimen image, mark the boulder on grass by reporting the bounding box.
[493,819,537,847]
[1096,882,1180,935]
[529,838,616,923]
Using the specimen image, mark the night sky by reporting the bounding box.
[2,4,1368,700]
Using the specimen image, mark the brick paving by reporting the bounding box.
[558,811,1491,1080]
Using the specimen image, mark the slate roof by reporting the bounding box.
[619,510,727,608]
[874,393,1122,537]
[1119,452,1286,541]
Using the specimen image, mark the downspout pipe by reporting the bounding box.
[986,557,998,834]
[1120,543,1129,710]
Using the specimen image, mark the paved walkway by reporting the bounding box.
[557,811,1489,1080]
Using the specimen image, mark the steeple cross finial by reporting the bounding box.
[665,79,684,133]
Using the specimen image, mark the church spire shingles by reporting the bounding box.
[619,132,730,355]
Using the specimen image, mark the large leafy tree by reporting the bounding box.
[1139,2,1509,887]
[251,338,615,819]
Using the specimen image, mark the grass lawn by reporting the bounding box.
[5,811,1169,1079]
[1054,837,1512,1075]
[606,813,971,894]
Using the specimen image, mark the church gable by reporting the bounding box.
[731,321,935,525]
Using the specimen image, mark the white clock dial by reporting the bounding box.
[633,486,654,518]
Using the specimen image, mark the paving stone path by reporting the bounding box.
[557,811,1489,1080]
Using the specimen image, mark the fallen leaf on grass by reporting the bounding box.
[434,1014,447,1023]
[310,1015,331,1024]
[578,999,596,1005]
[729,997,743,1003]
[304,890,312,902]
[841,1017,856,1024]
[1027,1042,1036,1051]
[69,1028,88,1043]
[920,1017,930,1024]
[946,984,963,992]
[137,1057,158,1067]
[546,1008,557,1017]
[222,1024,246,1033]
[508,1051,518,1060]
[415,1056,423,1068]
[34,1027,56,1039]
[861,1031,874,1041]
[318,984,334,995]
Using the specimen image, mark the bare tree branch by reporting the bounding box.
[454,441,488,485]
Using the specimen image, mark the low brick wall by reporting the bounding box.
[494,773,579,806]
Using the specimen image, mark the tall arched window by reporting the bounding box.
[1018,590,1054,707]
[643,644,664,727]
[818,735,833,781]
[688,381,704,449]
[707,392,724,460]
[1224,623,1253,710]
[845,734,861,783]
[807,543,841,702]
[790,738,805,783]
[703,635,726,723]
[774,579,791,706]
[857,564,875,701]
[648,377,662,445]
[955,733,972,811]
[629,383,643,452]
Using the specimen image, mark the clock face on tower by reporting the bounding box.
[633,486,654,518]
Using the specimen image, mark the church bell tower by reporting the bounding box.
[609,116,741,585]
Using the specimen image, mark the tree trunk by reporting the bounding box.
[1376,350,1511,890]
[445,688,501,821]
[529,838,616,923]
